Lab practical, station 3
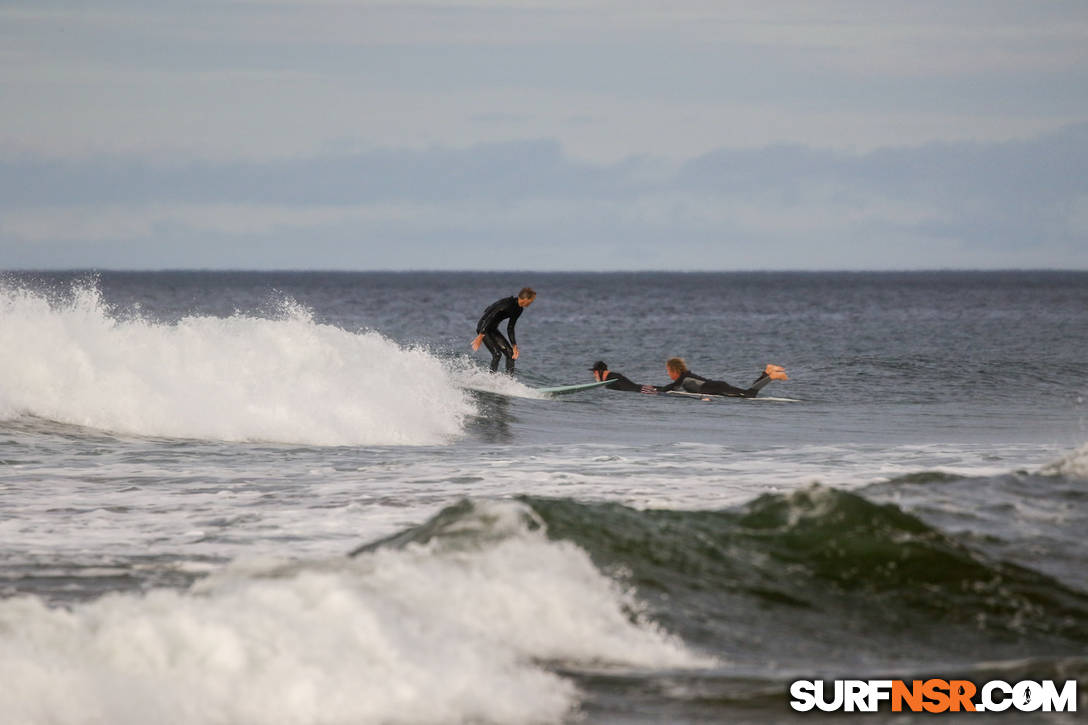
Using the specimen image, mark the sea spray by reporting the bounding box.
[0,282,475,445]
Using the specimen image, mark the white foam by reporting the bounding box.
[0,501,708,725]
[1040,441,1088,480]
[446,359,543,398]
[0,283,474,445]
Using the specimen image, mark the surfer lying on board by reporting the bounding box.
[650,357,788,398]
[471,287,536,372]
[590,361,656,394]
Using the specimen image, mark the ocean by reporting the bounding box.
[0,270,1086,724]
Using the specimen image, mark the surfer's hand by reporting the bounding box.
[512,345,520,360]
[640,385,657,394]
[471,334,483,351]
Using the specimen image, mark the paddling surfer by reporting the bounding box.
[650,357,787,398]
[589,361,656,393]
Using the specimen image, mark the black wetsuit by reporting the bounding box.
[655,370,771,398]
[476,296,523,372]
[600,371,644,392]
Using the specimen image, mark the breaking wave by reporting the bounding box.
[0,500,707,725]
[0,282,475,446]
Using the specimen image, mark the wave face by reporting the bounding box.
[0,283,474,445]
[527,485,1088,669]
[0,500,706,725]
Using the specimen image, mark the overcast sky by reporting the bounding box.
[2,0,1087,270]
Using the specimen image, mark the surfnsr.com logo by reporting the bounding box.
[789,679,1078,713]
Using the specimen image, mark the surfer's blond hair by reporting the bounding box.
[666,357,688,375]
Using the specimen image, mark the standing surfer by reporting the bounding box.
[472,287,536,372]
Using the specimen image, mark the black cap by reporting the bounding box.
[589,360,607,372]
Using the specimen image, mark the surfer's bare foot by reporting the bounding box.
[764,364,788,381]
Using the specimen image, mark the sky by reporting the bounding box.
[1,0,1087,270]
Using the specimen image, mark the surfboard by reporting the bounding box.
[534,379,616,395]
[665,390,799,402]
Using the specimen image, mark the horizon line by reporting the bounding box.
[3,267,1087,275]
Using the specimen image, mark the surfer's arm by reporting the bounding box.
[505,305,522,346]
[655,370,698,393]
[604,373,655,394]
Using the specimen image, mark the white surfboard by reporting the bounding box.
[665,390,799,402]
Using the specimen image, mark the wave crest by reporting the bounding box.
[0,282,474,445]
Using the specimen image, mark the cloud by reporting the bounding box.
[0,139,634,207]
[2,1,1086,164]
[1,122,1085,270]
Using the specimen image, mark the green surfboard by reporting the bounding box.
[534,379,616,395]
